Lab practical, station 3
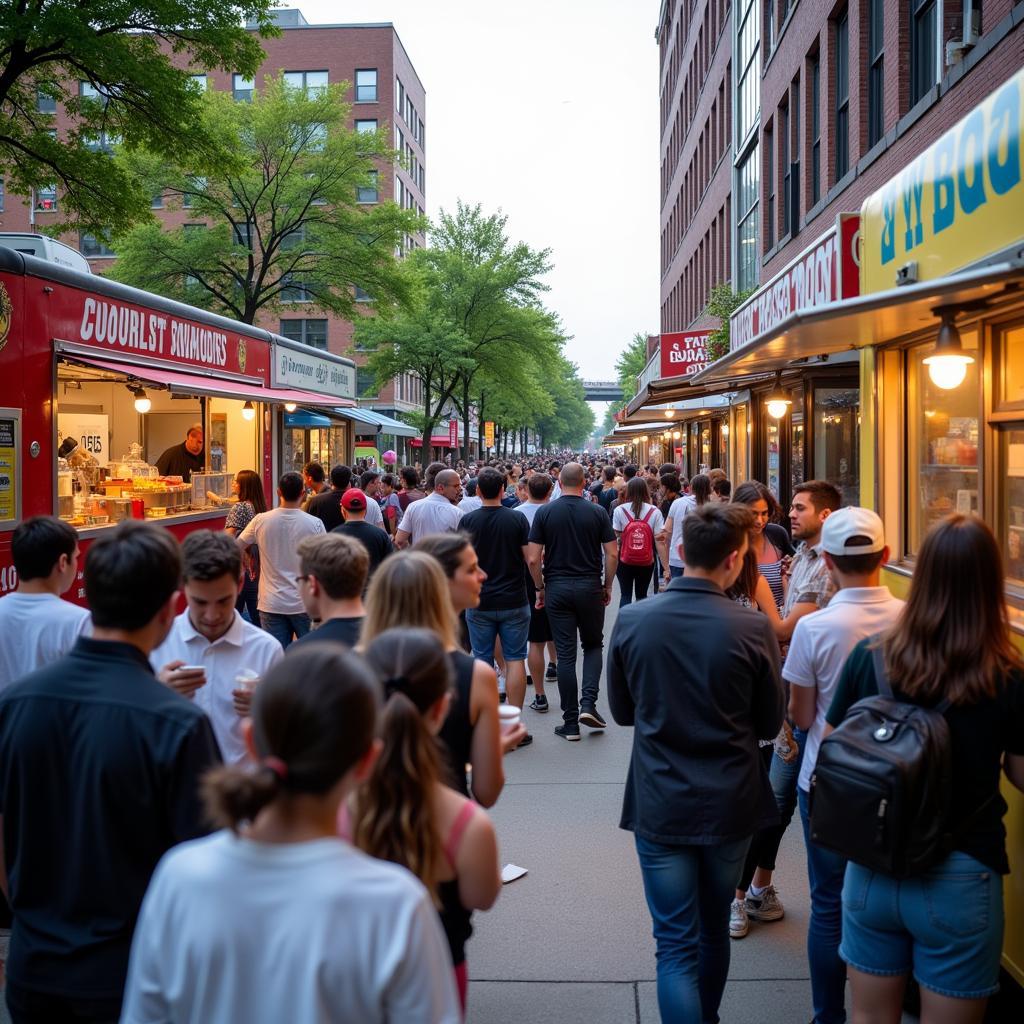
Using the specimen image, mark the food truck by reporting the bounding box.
[0,246,355,604]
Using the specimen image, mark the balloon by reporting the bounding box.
[382,449,397,464]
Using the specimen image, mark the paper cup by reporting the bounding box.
[234,670,259,693]
[498,704,521,733]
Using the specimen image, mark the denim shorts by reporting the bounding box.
[466,604,532,663]
[839,851,1004,999]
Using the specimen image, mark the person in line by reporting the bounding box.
[305,464,352,533]
[612,477,668,606]
[152,531,282,764]
[462,468,532,732]
[779,507,904,1024]
[348,628,502,1013]
[293,533,369,649]
[395,470,464,549]
[0,522,222,1022]
[458,477,482,514]
[120,644,461,1024]
[398,466,425,511]
[378,474,404,537]
[368,546,523,805]
[332,489,393,578]
[155,423,204,482]
[223,470,267,623]
[661,473,710,583]
[236,471,326,649]
[608,503,784,1024]
[712,478,731,502]
[515,473,557,712]
[356,470,387,531]
[300,462,328,509]
[827,515,1024,1024]
[422,462,448,496]
[730,481,794,610]
[527,462,618,741]
[0,516,89,691]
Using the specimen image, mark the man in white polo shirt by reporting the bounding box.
[394,469,463,548]
[785,506,904,1024]
[153,530,282,763]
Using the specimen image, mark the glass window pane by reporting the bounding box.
[355,119,377,133]
[814,387,860,508]
[1000,323,1024,406]
[283,72,303,91]
[907,331,980,554]
[766,417,782,499]
[791,388,805,495]
[280,320,303,342]
[305,71,329,96]
[1000,429,1024,581]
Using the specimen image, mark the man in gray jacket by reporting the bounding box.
[608,502,783,1024]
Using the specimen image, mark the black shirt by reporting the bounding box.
[827,639,1024,874]
[0,638,221,1005]
[331,520,393,576]
[291,616,363,649]
[598,486,618,513]
[155,442,204,482]
[306,488,345,532]
[462,505,530,610]
[529,495,615,581]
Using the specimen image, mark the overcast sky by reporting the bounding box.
[298,0,661,383]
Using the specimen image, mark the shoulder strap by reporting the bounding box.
[641,508,654,525]
[443,799,477,869]
[870,643,894,699]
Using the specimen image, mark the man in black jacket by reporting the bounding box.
[608,502,783,1024]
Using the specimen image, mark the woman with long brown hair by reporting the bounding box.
[347,626,501,1013]
[223,469,267,622]
[827,515,1024,1024]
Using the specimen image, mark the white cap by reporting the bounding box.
[821,506,885,556]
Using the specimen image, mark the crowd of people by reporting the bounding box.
[0,450,1021,1023]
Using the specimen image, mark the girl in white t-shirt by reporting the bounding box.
[121,645,460,1024]
[612,477,667,605]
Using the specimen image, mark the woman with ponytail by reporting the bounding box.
[347,626,502,1013]
[121,645,460,1024]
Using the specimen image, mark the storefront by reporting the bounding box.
[343,406,419,467]
[0,247,348,603]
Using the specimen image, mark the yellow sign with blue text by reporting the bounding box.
[861,67,1024,295]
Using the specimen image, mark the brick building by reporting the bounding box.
[0,7,427,421]
[658,0,1024,327]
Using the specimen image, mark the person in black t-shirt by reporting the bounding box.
[527,463,618,742]
[462,469,531,719]
[597,466,619,513]
[155,423,204,482]
[293,533,368,648]
[306,464,351,532]
[331,488,393,578]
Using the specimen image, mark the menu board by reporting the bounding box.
[0,411,19,526]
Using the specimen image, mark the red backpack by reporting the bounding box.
[620,508,656,566]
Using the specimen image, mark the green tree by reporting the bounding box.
[535,356,595,449]
[704,284,754,361]
[615,331,651,404]
[0,0,276,232]
[109,76,421,324]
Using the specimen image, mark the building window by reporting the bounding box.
[37,89,56,113]
[79,231,115,258]
[355,119,378,134]
[181,175,206,208]
[84,131,120,153]
[868,0,885,147]
[354,286,372,303]
[765,125,775,250]
[357,170,379,204]
[910,0,937,106]
[834,9,850,181]
[0,179,4,212]
[151,192,163,209]
[190,74,207,92]
[357,367,378,397]
[355,69,378,102]
[396,76,404,113]
[815,386,860,508]
[789,75,800,235]
[810,52,821,205]
[35,184,57,212]
[283,71,328,97]
[308,123,327,151]
[281,275,312,303]
[735,142,759,292]
[735,0,760,145]
[232,74,254,102]
[781,102,790,238]
[280,319,328,351]
[79,81,109,105]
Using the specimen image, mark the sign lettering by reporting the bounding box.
[659,331,710,379]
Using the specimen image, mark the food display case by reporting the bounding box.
[191,471,233,509]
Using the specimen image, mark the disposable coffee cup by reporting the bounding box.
[498,704,521,733]
[234,669,259,693]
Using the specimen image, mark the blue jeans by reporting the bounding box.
[635,835,751,1024]
[259,610,311,649]
[798,787,848,1024]
[466,604,531,663]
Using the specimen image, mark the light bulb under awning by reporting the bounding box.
[241,400,256,421]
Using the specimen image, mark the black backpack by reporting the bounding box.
[809,644,953,878]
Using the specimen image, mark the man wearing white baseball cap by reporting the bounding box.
[784,506,905,1024]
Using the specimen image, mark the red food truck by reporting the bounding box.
[0,246,355,605]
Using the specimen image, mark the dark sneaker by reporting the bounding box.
[545,663,558,681]
[526,674,534,686]
[579,706,607,729]
[555,723,581,742]
[529,694,549,713]
[517,733,534,749]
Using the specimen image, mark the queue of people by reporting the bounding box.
[0,448,1022,1024]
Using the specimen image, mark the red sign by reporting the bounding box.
[659,330,710,379]
[729,214,860,353]
[449,419,459,448]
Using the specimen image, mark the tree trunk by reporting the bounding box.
[461,376,472,465]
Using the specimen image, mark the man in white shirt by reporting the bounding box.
[785,507,904,1024]
[153,531,282,763]
[660,491,697,581]
[237,471,326,648]
[458,477,483,514]
[0,516,89,691]
[358,469,387,530]
[394,470,464,548]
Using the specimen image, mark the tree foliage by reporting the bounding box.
[109,76,421,324]
[615,331,651,404]
[0,0,277,232]
[704,284,754,362]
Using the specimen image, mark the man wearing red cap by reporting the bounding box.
[332,488,393,578]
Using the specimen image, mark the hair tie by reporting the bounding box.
[384,675,410,698]
[262,756,288,781]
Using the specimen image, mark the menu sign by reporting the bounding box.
[449,419,459,449]
[0,412,19,525]
[659,331,710,379]
[272,342,354,399]
[484,421,495,449]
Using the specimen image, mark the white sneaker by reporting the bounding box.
[729,898,749,939]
